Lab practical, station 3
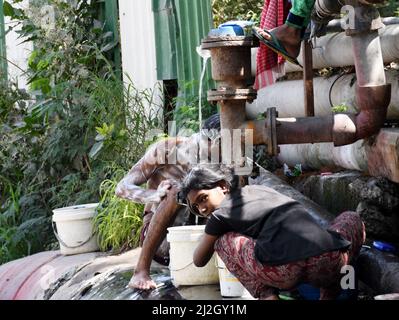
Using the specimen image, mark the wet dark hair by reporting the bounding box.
[178,164,239,215]
[202,113,220,131]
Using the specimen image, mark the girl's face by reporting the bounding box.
[186,183,228,218]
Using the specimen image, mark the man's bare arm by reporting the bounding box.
[115,139,175,204]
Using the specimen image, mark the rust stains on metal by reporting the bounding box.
[332,84,391,146]
[303,41,315,117]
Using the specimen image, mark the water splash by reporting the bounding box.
[196,46,211,129]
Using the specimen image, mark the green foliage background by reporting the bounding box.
[1,0,399,264]
[0,0,161,263]
[212,0,264,26]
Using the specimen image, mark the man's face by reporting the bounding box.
[186,183,228,218]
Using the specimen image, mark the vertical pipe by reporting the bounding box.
[303,41,315,117]
[351,31,386,86]
[219,100,246,165]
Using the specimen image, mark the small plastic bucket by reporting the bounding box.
[166,225,219,287]
[216,254,246,297]
[52,203,100,255]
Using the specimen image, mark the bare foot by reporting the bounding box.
[128,270,157,290]
[255,24,302,58]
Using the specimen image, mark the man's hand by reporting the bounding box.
[128,270,157,290]
[152,180,180,201]
[156,180,173,199]
[138,180,175,204]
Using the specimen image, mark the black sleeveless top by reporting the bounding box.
[205,185,351,266]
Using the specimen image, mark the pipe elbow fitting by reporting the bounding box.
[333,84,391,146]
[355,84,391,139]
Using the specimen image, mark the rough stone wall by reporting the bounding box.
[291,171,399,246]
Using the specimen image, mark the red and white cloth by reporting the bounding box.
[255,0,291,90]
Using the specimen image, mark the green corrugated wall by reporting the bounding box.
[98,0,122,79]
[152,0,214,104]
[0,0,7,80]
[175,0,214,102]
[152,0,178,80]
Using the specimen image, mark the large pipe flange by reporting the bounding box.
[264,108,279,156]
[202,36,257,88]
[207,88,257,103]
[342,5,384,35]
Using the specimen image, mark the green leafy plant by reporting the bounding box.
[378,0,399,17]
[332,103,349,113]
[94,173,144,252]
[212,0,264,26]
[0,0,162,263]
[171,80,217,133]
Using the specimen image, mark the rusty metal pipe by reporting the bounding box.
[240,120,268,146]
[271,2,391,148]
[276,116,334,145]
[332,85,391,146]
[219,100,247,164]
[313,0,344,22]
[271,85,391,147]
[352,32,386,86]
[354,85,391,139]
[332,2,392,146]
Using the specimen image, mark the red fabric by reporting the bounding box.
[255,0,291,89]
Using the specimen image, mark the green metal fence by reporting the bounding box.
[0,0,7,80]
[174,0,214,102]
[152,0,178,80]
[98,0,122,79]
[152,0,214,108]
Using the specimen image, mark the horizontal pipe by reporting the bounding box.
[240,120,268,145]
[277,140,368,172]
[246,70,399,120]
[259,83,390,147]
[277,128,399,183]
[276,116,334,145]
[251,25,399,75]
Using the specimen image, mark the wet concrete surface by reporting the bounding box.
[72,269,256,300]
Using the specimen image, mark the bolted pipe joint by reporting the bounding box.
[313,0,344,23]
[332,84,391,146]
[343,3,384,35]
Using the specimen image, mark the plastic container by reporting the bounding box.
[208,20,254,37]
[373,241,397,254]
[166,225,219,286]
[216,254,246,297]
[52,203,100,255]
[297,283,357,300]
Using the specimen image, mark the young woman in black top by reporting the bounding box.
[179,166,366,300]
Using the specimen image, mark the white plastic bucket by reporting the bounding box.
[216,254,246,297]
[52,203,100,255]
[166,225,219,286]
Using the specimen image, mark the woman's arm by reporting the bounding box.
[193,233,219,267]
